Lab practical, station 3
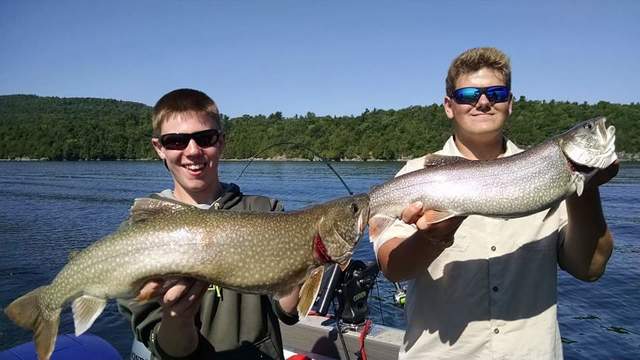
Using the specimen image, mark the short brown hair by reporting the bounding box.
[152,88,221,137]
[445,47,511,97]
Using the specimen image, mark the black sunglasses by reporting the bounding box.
[159,128,221,150]
[452,86,511,105]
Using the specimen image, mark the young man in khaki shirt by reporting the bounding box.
[372,47,619,359]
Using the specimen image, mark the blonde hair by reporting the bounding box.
[152,88,221,137]
[446,47,511,96]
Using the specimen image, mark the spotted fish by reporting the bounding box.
[4,194,370,360]
[369,116,617,241]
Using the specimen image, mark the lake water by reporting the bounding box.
[0,161,638,359]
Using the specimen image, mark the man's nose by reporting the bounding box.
[475,93,492,109]
[184,139,203,154]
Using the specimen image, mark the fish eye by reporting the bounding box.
[584,123,593,130]
[350,203,359,214]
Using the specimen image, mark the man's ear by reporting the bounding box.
[444,96,455,120]
[151,138,165,160]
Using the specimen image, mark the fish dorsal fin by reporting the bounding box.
[72,295,107,336]
[128,197,188,224]
[423,154,469,168]
[68,250,80,261]
[297,266,324,318]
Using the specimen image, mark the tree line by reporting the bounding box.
[1,94,638,161]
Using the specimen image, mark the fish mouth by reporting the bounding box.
[567,158,597,175]
[561,117,617,170]
[357,209,367,235]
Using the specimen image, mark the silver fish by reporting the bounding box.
[369,116,617,240]
[4,194,370,360]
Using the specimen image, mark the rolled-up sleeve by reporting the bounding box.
[371,219,417,257]
[370,157,425,257]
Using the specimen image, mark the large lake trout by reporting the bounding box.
[5,194,370,360]
[369,117,617,241]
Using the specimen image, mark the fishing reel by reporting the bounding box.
[393,282,406,308]
[313,260,379,326]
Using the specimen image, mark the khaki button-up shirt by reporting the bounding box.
[372,136,567,359]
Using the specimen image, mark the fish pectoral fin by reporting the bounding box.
[128,197,188,225]
[572,172,585,197]
[368,215,396,243]
[423,209,457,224]
[72,295,107,336]
[297,266,324,318]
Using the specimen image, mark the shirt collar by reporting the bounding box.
[439,136,522,158]
[158,183,231,210]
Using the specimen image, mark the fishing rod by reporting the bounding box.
[234,141,354,196]
[236,141,406,312]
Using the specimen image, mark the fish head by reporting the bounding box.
[559,116,617,170]
[317,193,370,266]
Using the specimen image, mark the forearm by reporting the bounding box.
[560,188,614,281]
[377,233,445,282]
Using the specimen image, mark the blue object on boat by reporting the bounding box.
[0,333,122,360]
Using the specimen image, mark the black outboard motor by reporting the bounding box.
[336,260,379,325]
[313,260,379,325]
[315,263,344,316]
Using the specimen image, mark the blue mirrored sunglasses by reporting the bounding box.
[452,86,511,105]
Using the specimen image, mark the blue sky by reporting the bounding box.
[1,0,638,117]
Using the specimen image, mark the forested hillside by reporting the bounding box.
[1,95,638,160]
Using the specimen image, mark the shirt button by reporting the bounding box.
[491,246,496,251]
[494,328,500,334]
[492,286,499,292]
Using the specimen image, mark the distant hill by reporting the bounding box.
[0,94,638,160]
[0,95,153,160]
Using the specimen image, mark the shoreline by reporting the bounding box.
[2,153,640,163]
[0,157,408,162]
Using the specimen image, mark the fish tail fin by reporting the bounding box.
[4,286,60,360]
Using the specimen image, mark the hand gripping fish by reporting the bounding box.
[369,116,617,241]
[4,194,370,360]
